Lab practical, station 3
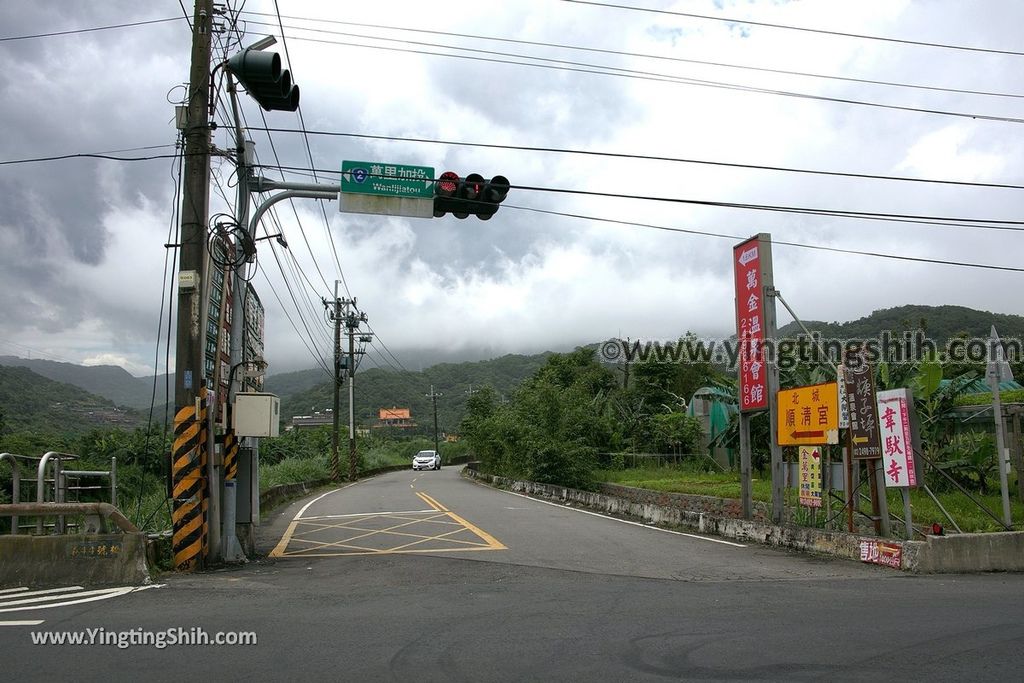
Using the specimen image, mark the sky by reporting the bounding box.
[2,0,1023,378]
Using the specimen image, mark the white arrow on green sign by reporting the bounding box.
[340,160,434,199]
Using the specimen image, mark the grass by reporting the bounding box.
[597,467,774,502]
[596,465,1024,534]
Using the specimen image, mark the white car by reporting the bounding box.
[412,450,442,471]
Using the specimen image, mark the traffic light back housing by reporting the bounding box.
[433,172,510,220]
[226,48,300,112]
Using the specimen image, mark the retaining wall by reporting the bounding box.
[464,468,1024,573]
[0,533,150,588]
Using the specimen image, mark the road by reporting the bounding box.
[2,467,1023,681]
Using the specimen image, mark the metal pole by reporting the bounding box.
[871,457,891,536]
[110,457,117,508]
[761,239,784,524]
[901,488,914,539]
[330,283,342,482]
[739,412,752,519]
[1013,411,1024,501]
[845,441,855,533]
[348,312,357,482]
[991,379,1013,527]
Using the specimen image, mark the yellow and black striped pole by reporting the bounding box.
[223,430,239,481]
[171,386,209,572]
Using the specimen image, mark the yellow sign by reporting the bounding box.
[798,446,823,508]
[777,382,839,446]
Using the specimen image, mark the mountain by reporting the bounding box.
[279,352,551,435]
[0,356,170,409]
[777,305,1024,342]
[0,366,144,437]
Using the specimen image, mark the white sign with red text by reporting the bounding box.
[876,388,918,488]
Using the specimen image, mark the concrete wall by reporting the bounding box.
[464,468,1024,574]
[0,533,150,588]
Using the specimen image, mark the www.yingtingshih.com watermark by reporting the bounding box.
[30,627,258,649]
[599,331,1022,371]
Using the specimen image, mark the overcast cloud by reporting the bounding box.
[1,0,1023,377]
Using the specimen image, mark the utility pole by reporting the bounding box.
[323,284,346,482]
[345,305,367,482]
[171,0,214,573]
[324,288,366,482]
[427,385,443,453]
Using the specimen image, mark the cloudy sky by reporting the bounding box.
[2,0,1023,378]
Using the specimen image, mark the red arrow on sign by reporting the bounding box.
[791,430,825,439]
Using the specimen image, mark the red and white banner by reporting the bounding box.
[876,388,918,488]
[733,236,768,412]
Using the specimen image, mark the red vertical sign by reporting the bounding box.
[734,237,767,412]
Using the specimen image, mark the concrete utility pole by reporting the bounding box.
[345,305,367,482]
[427,385,443,453]
[323,285,347,482]
[171,0,214,573]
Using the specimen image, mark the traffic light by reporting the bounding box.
[226,47,299,112]
[433,172,510,220]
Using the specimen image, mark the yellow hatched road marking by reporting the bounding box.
[272,489,506,557]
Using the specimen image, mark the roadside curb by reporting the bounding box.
[462,468,1024,573]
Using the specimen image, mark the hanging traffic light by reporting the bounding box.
[433,172,510,220]
[226,46,299,112]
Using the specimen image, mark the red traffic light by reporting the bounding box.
[436,171,459,197]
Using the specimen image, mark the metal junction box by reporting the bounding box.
[233,392,280,437]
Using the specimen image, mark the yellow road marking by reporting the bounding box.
[273,488,505,557]
[418,492,505,550]
[269,482,359,558]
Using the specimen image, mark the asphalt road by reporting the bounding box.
[3,467,1023,682]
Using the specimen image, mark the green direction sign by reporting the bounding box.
[341,160,434,199]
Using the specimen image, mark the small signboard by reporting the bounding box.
[798,446,823,508]
[843,360,882,460]
[777,382,839,446]
[859,538,903,569]
[733,236,770,412]
[837,365,850,429]
[876,388,919,488]
[341,160,434,199]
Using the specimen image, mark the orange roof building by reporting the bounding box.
[377,407,414,428]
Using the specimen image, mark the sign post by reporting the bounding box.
[842,357,889,535]
[733,234,776,520]
[877,387,920,539]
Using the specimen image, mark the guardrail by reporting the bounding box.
[0,502,139,534]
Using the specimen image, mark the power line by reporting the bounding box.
[239,12,1024,100]
[0,16,183,42]
[252,126,1024,192]
[560,1,1024,57]
[253,159,1024,231]
[0,148,181,166]
[508,204,1024,274]
[271,0,353,300]
[270,32,1024,125]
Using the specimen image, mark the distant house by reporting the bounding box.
[291,409,334,430]
[377,407,414,429]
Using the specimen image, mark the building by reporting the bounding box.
[291,410,334,430]
[202,241,266,426]
[242,282,265,393]
[377,407,415,429]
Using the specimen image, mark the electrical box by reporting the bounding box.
[233,392,280,437]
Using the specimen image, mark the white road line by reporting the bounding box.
[299,509,438,520]
[0,586,84,600]
[0,586,131,608]
[493,487,747,548]
[0,620,45,626]
[0,587,30,596]
[0,584,159,614]
[294,482,358,520]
